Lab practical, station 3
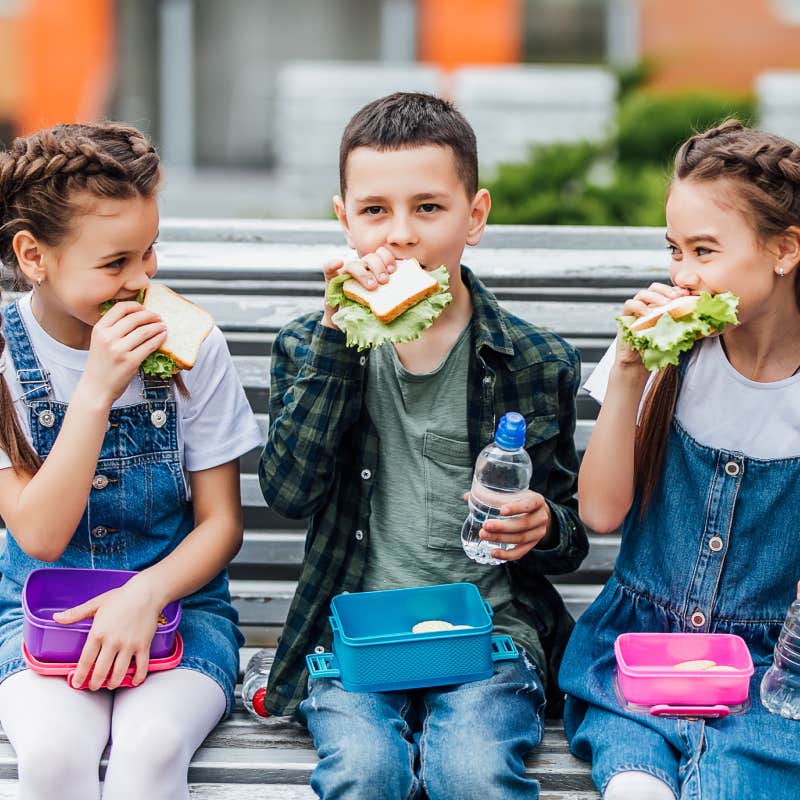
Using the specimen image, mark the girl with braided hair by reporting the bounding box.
[0,123,260,799]
[560,120,800,800]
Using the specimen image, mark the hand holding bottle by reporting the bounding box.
[461,412,549,565]
[473,489,551,562]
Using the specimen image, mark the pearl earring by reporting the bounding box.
[778,267,786,277]
[36,277,42,286]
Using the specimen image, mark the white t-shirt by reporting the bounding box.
[0,294,262,477]
[584,337,800,460]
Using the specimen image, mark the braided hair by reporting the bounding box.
[0,122,162,474]
[635,120,800,512]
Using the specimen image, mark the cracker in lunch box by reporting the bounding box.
[672,659,717,670]
[412,620,454,633]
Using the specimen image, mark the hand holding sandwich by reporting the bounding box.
[616,283,739,372]
[322,246,397,329]
[85,300,167,406]
[614,282,690,372]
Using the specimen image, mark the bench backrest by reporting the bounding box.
[153,220,670,633]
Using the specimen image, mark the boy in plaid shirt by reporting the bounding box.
[259,92,588,799]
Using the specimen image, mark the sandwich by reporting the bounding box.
[325,258,452,350]
[99,284,214,378]
[616,291,739,371]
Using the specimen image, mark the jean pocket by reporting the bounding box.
[423,432,473,551]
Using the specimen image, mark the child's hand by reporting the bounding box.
[322,247,397,328]
[83,300,167,406]
[465,489,552,562]
[616,283,688,368]
[53,580,164,691]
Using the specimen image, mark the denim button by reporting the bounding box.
[691,610,706,627]
[359,356,366,366]
[354,529,364,541]
[724,461,740,476]
[360,469,371,480]
[92,475,109,490]
[709,535,723,552]
[314,645,325,654]
[91,525,108,538]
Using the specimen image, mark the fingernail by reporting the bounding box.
[378,274,388,283]
[367,279,376,288]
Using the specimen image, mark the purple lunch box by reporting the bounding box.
[22,568,181,663]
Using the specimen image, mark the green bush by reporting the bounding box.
[487,142,670,226]
[485,89,756,226]
[616,91,756,169]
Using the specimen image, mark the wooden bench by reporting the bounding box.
[0,220,671,798]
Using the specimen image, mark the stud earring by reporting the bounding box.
[778,267,786,277]
[36,277,42,286]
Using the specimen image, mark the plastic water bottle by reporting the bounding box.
[461,412,532,566]
[761,591,800,720]
[242,649,273,720]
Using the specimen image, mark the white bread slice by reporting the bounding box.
[341,258,439,324]
[142,284,214,370]
[628,295,699,332]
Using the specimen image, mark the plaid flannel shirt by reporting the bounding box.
[259,266,588,717]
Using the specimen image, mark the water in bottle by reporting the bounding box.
[242,649,274,721]
[760,591,800,720]
[461,411,532,566]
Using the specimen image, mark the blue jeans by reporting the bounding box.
[298,651,545,800]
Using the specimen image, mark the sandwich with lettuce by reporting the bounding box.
[616,291,739,371]
[325,258,452,350]
[100,285,214,378]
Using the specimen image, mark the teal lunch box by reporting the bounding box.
[305,582,518,692]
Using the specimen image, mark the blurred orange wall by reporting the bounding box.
[0,13,21,123]
[17,0,113,135]
[418,0,523,68]
[642,0,800,91]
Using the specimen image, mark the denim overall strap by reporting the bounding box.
[141,375,172,402]
[1,302,51,402]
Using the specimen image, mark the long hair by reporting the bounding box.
[634,119,800,510]
[0,122,162,474]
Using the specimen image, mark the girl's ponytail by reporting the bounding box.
[633,364,679,515]
[0,321,41,474]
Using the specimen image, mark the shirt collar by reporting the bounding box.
[460,265,515,357]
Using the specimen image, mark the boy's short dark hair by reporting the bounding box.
[339,92,478,198]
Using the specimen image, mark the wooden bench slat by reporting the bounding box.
[0,781,599,799]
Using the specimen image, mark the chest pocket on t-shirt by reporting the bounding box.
[423,432,474,551]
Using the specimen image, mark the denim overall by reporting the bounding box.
[560,381,800,798]
[0,301,243,714]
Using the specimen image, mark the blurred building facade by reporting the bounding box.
[0,0,797,218]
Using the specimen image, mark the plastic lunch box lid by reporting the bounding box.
[614,632,754,678]
[329,582,494,646]
[22,568,181,632]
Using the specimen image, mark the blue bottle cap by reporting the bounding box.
[494,412,526,450]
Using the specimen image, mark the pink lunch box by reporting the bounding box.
[614,632,754,717]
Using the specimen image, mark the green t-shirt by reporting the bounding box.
[362,326,544,670]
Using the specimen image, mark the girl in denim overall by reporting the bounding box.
[0,124,261,799]
[560,121,800,800]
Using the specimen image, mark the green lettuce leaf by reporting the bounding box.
[99,290,179,377]
[325,265,452,351]
[617,291,739,371]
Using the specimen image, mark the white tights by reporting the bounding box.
[604,770,676,800]
[0,667,226,800]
